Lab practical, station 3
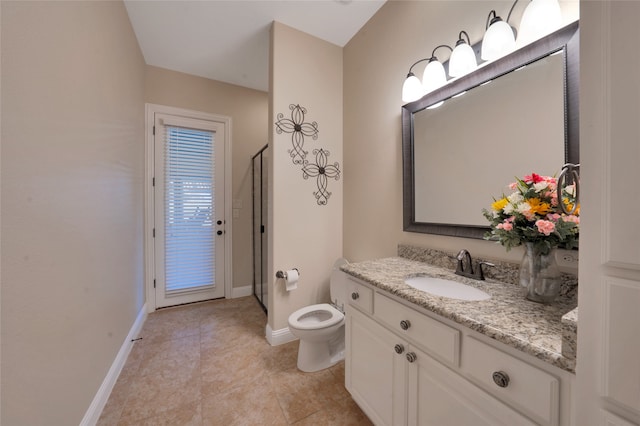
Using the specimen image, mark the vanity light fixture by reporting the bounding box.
[448,31,477,78]
[481,10,516,61]
[516,0,562,48]
[422,45,453,94]
[401,58,429,103]
[402,44,455,102]
[401,0,564,103]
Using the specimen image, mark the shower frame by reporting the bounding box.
[252,144,269,313]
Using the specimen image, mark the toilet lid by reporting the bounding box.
[288,303,344,330]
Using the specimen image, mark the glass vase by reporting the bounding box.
[519,242,562,303]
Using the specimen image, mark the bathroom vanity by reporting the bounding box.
[342,249,577,426]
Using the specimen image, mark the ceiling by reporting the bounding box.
[124,0,386,92]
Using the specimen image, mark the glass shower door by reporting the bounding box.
[252,145,269,312]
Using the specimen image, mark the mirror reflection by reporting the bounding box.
[413,52,564,226]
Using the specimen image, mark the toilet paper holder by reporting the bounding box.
[276,268,299,279]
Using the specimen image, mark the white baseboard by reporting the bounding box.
[265,323,297,346]
[80,303,148,426]
[231,285,252,298]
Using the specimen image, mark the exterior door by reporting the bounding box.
[153,112,226,308]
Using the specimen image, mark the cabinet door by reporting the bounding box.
[407,345,537,426]
[346,307,407,426]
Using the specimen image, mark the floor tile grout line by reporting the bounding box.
[99,297,370,425]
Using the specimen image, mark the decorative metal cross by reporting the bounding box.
[275,104,319,165]
[302,149,341,205]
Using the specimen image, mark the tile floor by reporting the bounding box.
[98,296,372,425]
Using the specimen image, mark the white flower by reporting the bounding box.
[503,203,515,215]
[508,192,523,204]
[564,184,576,196]
[517,202,531,215]
[533,181,549,192]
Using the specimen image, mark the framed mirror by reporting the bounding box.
[402,22,579,239]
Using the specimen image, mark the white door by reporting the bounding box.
[153,112,226,308]
[577,3,640,425]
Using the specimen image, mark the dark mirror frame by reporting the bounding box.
[402,21,579,239]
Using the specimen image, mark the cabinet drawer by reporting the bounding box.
[346,277,373,314]
[375,292,460,366]
[462,337,560,426]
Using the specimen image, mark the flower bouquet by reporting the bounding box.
[483,173,579,254]
[482,173,579,303]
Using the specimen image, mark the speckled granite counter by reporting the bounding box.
[341,255,578,373]
[561,307,578,361]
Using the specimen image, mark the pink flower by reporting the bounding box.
[524,173,545,184]
[535,219,556,236]
[546,180,557,191]
[497,221,513,231]
[547,213,561,221]
[508,182,518,190]
[564,215,580,224]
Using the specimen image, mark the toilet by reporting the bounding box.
[287,258,349,372]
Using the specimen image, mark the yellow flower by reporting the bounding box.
[491,198,508,211]
[563,199,580,215]
[527,198,551,215]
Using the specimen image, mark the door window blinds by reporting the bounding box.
[164,126,215,293]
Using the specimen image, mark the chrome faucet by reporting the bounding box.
[455,249,494,281]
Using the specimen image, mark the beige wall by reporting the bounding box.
[343,0,579,265]
[269,22,343,331]
[1,1,145,424]
[144,66,269,291]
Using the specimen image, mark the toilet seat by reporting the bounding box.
[288,303,344,331]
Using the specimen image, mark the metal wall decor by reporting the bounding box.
[275,103,341,206]
[302,149,341,206]
[275,104,319,165]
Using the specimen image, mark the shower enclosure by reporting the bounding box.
[252,144,269,312]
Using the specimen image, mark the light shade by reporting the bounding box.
[402,73,424,103]
[449,42,477,78]
[422,59,447,93]
[516,0,562,48]
[481,19,516,61]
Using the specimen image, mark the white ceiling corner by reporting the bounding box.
[124,0,386,92]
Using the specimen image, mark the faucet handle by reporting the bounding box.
[477,261,495,280]
[455,249,471,274]
[456,249,469,260]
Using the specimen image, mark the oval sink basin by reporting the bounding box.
[404,276,491,301]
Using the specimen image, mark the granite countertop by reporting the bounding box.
[341,256,578,373]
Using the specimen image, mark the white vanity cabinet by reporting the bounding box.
[344,276,571,426]
[346,306,407,426]
[347,307,536,426]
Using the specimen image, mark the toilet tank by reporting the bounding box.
[330,258,349,310]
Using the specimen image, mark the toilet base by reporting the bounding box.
[296,327,345,373]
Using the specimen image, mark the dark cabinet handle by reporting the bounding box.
[217,230,223,235]
[394,344,405,354]
[400,320,411,330]
[406,352,417,363]
[492,371,510,388]
[351,292,359,300]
